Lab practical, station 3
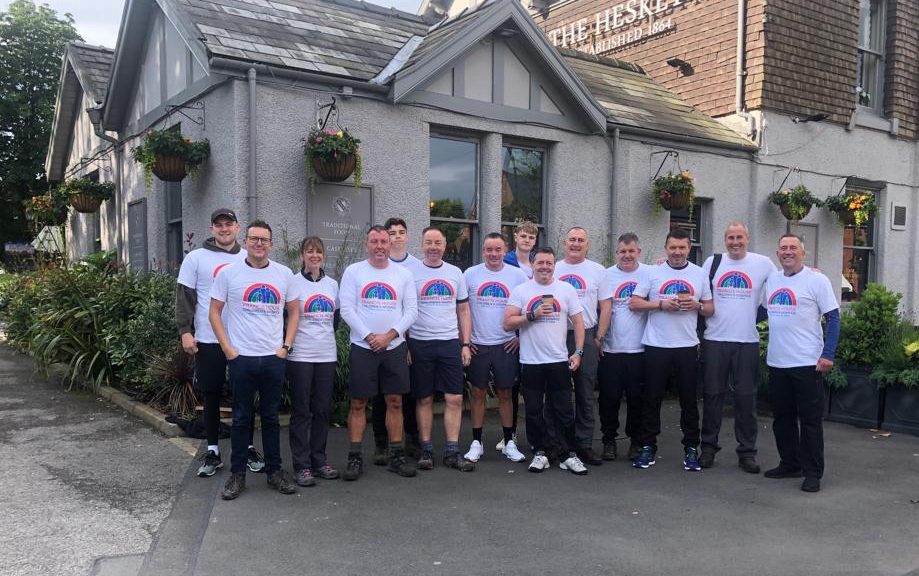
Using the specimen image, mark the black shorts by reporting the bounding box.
[468,342,519,390]
[349,343,410,399]
[408,338,465,397]
[194,342,227,393]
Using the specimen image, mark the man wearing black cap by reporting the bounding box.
[176,208,264,477]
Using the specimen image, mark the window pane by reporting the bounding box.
[842,248,871,301]
[669,202,703,265]
[430,137,477,220]
[433,219,473,271]
[166,181,182,221]
[501,146,544,224]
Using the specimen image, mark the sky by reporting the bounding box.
[0,0,424,48]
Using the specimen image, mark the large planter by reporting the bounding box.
[780,203,812,221]
[152,155,188,182]
[69,193,103,213]
[312,154,356,183]
[826,367,883,428]
[882,386,919,436]
[658,189,691,211]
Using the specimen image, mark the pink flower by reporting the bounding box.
[315,136,323,143]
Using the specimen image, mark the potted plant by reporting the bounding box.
[60,177,115,213]
[871,322,919,436]
[825,283,901,428]
[131,129,210,185]
[303,127,362,192]
[651,171,695,217]
[823,190,877,227]
[767,184,820,222]
[25,189,68,226]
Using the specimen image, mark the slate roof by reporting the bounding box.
[561,49,756,150]
[177,0,428,79]
[68,42,115,103]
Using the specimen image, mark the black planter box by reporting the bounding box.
[882,386,919,436]
[826,367,883,429]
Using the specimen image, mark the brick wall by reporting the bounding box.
[884,0,919,139]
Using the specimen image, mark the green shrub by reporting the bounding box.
[836,283,902,368]
[869,319,919,390]
[332,324,352,426]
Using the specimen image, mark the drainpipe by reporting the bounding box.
[247,68,258,221]
[87,106,120,146]
[735,0,747,114]
[604,127,620,264]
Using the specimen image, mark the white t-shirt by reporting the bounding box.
[464,263,529,345]
[390,253,422,272]
[598,263,650,354]
[554,258,605,329]
[339,260,417,350]
[765,267,839,368]
[507,279,582,365]
[176,246,247,344]
[702,252,776,343]
[289,273,339,363]
[638,262,712,348]
[410,260,469,341]
[209,259,297,356]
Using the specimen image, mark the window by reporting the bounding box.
[669,201,704,265]
[856,0,886,113]
[165,180,183,266]
[429,135,478,270]
[841,187,877,302]
[501,144,547,249]
[87,170,102,252]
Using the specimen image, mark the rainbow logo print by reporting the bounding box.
[360,282,398,310]
[475,281,510,307]
[715,270,754,300]
[659,279,694,296]
[767,288,797,316]
[303,294,335,324]
[420,279,455,306]
[559,274,587,297]
[213,263,232,278]
[526,295,561,322]
[614,281,637,299]
[241,283,282,315]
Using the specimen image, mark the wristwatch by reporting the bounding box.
[575,349,584,357]
[526,311,536,322]
[282,344,293,354]
[461,343,471,348]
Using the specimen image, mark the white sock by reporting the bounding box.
[208,445,219,456]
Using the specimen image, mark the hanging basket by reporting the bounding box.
[832,208,856,226]
[779,203,812,221]
[658,188,691,211]
[69,193,104,213]
[152,154,188,182]
[312,154,356,183]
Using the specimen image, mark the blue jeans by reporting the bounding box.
[228,354,286,474]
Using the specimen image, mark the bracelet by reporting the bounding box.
[575,349,584,357]
[658,300,663,310]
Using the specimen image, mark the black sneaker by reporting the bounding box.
[417,449,434,470]
[699,447,716,469]
[627,440,641,461]
[372,444,388,466]
[576,447,603,466]
[267,470,297,494]
[388,451,417,477]
[764,462,803,479]
[294,468,316,487]
[197,450,223,477]
[406,435,422,460]
[246,447,266,473]
[443,451,475,472]
[801,477,821,492]
[342,454,363,481]
[739,457,761,474]
[221,472,246,500]
[602,441,618,461]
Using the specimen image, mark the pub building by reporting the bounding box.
[46,0,919,318]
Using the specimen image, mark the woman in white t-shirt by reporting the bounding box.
[287,237,341,487]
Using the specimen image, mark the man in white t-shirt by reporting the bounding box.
[763,234,839,493]
[595,232,650,462]
[550,226,606,466]
[409,227,474,471]
[463,232,528,463]
[699,223,776,473]
[339,225,419,481]
[629,228,713,472]
[209,220,300,500]
[504,248,588,475]
[176,208,263,478]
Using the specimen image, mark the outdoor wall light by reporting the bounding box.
[666,58,694,76]
[792,113,830,123]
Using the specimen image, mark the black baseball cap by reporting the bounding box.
[210,208,238,223]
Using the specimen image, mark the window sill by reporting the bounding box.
[851,107,897,135]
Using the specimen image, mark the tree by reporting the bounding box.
[0,0,81,253]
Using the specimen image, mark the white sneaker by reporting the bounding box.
[528,453,550,473]
[560,454,589,475]
[502,440,526,462]
[464,440,484,462]
[495,438,505,451]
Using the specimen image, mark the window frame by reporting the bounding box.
[840,185,879,302]
[500,140,549,249]
[429,132,481,270]
[668,200,705,266]
[856,0,887,115]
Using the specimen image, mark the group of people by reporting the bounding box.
[176,210,840,501]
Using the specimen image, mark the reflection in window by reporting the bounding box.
[501,145,545,248]
[430,136,478,270]
[856,0,886,112]
[841,197,875,301]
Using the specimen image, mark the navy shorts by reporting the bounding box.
[468,342,519,390]
[408,338,464,397]
[349,342,410,399]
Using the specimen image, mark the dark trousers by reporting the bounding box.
[195,343,254,448]
[701,340,760,457]
[769,366,825,479]
[228,355,286,474]
[287,361,336,472]
[598,352,644,443]
[372,392,417,446]
[521,362,576,456]
[638,345,700,449]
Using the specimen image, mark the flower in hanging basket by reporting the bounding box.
[131,129,210,187]
[651,170,695,219]
[25,188,69,225]
[59,177,115,213]
[767,184,820,222]
[303,126,362,192]
[823,190,877,227]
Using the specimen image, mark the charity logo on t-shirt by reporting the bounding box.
[420,279,455,305]
[659,279,695,296]
[476,281,510,306]
[715,270,754,300]
[767,288,797,316]
[526,295,561,322]
[360,282,397,310]
[613,281,637,305]
[303,294,335,324]
[213,263,232,278]
[242,283,282,315]
[558,274,587,298]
